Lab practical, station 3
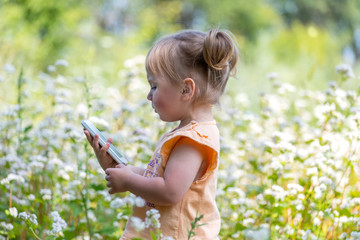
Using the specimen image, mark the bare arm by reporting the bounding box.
[105,138,204,205]
[126,165,145,175]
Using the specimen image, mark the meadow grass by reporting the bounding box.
[0,58,359,239]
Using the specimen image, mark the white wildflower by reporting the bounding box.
[351,231,360,239]
[3,63,16,74]
[271,185,288,201]
[306,167,318,176]
[50,211,67,234]
[284,225,295,235]
[301,229,316,240]
[131,217,145,232]
[47,65,56,72]
[74,76,85,83]
[123,55,145,69]
[40,189,52,200]
[0,222,13,231]
[339,232,347,239]
[110,198,125,208]
[243,217,255,226]
[3,173,25,184]
[9,207,18,218]
[161,236,175,240]
[58,169,70,181]
[55,59,69,67]
[339,216,349,225]
[116,212,128,220]
[294,214,302,225]
[29,214,38,225]
[297,193,305,200]
[277,82,296,95]
[313,217,321,226]
[267,72,279,80]
[135,196,146,207]
[319,176,333,186]
[28,194,35,201]
[18,212,29,220]
[270,159,283,171]
[88,116,110,130]
[314,184,327,199]
[124,196,135,206]
[256,194,267,205]
[0,178,9,185]
[228,187,246,197]
[335,63,355,78]
[145,209,161,229]
[76,103,88,119]
[287,183,304,195]
[296,203,304,211]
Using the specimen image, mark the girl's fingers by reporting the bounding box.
[93,134,100,152]
[106,181,111,187]
[84,130,94,146]
[105,174,110,181]
[99,142,110,158]
[107,137,113,144]
[105,168,111,175]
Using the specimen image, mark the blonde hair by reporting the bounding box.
[146,29,239,104]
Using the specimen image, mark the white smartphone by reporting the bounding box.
[81,120,128,165]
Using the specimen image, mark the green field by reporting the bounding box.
[1,1,360,239]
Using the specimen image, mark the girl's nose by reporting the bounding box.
[147,92,152,101]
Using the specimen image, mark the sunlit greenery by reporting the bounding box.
[1,0,360,239]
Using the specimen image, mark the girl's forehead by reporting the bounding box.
[147,73,163,82]
[147,74,155,82]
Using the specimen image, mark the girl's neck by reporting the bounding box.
[178,104,214,129]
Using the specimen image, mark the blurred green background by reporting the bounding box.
[1,0,360,105]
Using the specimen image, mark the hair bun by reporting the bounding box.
[203,29,238,71]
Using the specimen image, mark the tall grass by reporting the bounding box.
[0,59,359,239]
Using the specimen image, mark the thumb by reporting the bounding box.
[107,138,113,144]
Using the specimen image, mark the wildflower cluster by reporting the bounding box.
[0,60,359,239]
[217,66,360,239]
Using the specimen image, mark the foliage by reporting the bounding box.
[0,58,359,239]
[0,1,360,239]
[187,213,205,240]
[0,0,91,68]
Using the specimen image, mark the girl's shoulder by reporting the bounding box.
[163,120,220,152]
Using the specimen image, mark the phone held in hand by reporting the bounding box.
[81,120,128,165]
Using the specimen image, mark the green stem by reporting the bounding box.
[9,183,12,208]
[16,68,24,156]
[80,188,93,240]
[81,144,93,239]
[30,227,42,240]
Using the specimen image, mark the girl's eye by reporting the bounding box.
[151,86,157,90]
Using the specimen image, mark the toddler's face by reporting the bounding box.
[147,74,185,122]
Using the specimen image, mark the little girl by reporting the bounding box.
[84,29,238,239]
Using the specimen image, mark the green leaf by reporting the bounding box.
[69,200,83,217]
[24,124,33,133]
[150,230,157,240]
[235,222,246,231]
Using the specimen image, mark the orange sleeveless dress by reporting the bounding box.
[121,120,220,239]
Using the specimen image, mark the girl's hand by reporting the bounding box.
[105,164,133,194]
[84,129,117,170]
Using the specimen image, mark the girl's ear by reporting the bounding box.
[181,78,195,101]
